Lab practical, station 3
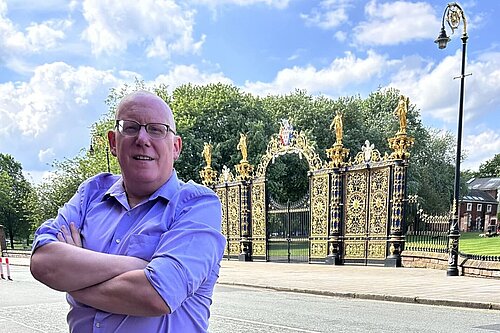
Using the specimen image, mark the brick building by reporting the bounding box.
[459,177,500,233]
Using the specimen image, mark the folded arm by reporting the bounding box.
[31,222,168,316]
[30,223,148,292]
[69,269,170,316]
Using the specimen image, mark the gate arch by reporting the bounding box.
[252,121,324,262]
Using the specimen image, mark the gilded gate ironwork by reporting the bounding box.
[206,95,414,266]
[310,171,329,262]
[251,180,266,260]
[254,120,323,262]
[343,164,391,264]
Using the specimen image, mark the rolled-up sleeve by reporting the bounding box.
[144,186,226,312]
[32,185,85,252]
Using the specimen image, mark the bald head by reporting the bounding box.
[116,90,176,133]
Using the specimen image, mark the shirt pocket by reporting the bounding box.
[127,234,161,262]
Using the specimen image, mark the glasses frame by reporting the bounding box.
[115,119,177,139]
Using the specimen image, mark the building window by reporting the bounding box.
[466,203,472,211]
[477,204,482,212]
[487,204,492,213]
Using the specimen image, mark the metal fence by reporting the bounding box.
[404,197,450,253]
[404,197,500,262]
[460,253,500,262]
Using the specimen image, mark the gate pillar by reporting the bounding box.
[326,170,343,265]
[235,160,254,261]
[325,141,349,265]
[386,132,414,267]
[238,180,252,261]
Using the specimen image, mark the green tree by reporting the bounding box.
[476,153,500,178]
[170,83,275,181]
[0,154,33,248]
[41,81,458,217]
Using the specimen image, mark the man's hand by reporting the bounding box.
[57,222,82,247]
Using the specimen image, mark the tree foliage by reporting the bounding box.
[0,154,34,247]
[476,154,500,178]
[36,81,458,219]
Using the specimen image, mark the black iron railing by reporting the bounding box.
[404,198,450,253]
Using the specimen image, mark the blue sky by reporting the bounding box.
[1,0,499,184]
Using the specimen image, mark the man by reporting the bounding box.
[30,90,226,332]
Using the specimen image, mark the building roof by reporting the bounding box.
[461,189,498,203]
[467,177,500,191]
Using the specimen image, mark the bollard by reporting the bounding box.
[0,257,4,279]
[5,257,12,280]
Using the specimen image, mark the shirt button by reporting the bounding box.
[96,322,100,328]
[115,239,121,244]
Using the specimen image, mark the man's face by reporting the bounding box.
[108,94,181,196]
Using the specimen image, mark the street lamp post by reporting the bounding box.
[89,135,111,173]
[434,2,469,276]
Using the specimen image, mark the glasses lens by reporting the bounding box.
[118,120,140,136]
[146,124,168,139]
[117,120,170,139]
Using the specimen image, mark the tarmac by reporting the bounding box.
[6,256,500,311]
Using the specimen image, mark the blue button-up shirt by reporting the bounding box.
[33,171,226,332]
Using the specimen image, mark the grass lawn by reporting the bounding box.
[459,232,500,256]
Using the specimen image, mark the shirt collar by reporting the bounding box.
[103,169,182,203]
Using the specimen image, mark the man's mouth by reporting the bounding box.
[133,155,154,161]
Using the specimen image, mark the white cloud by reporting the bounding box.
[301,0,351,30]
[154,65,233,93]
[387,51,500,127]
[23,170,55,185]
[354,0,439,46]
[244,50,387,96]
[81,0,203,58]
[38,148,55,164]
[190,0,290,9]
[463,129,500,171]
[335,31,347,42]
[0,62,129,171]
[0,62,119,137]
[0,1,71,56]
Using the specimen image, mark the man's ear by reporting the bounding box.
[173,136,182,161]
[108,130,117,157]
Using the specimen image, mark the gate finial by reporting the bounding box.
[202,142,212,167]
[388,95,415,160]
[330,112,343,145]
[200,142,218,186]
[237,133,248,163]
[394,95,409,135]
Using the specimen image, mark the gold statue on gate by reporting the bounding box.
[237,133,248,162]
[330,112,343,145]
[202,142,212,167]
[394,95,409,134]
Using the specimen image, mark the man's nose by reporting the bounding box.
[135,126,151,143]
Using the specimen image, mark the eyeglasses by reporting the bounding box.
[115,119,176,139]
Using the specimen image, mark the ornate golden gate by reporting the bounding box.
[202,97,414,266]
[342,148,392,264]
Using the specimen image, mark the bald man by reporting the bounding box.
[31,91,226,332]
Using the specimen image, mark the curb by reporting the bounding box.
[218,282,500,311]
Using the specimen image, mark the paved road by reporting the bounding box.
[0,266,67,333]
[2,266,500,333]
[210,285,500,333]
[217,260,500,310]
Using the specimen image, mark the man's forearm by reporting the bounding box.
[69,269,171,316]
[30,242,148,292]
